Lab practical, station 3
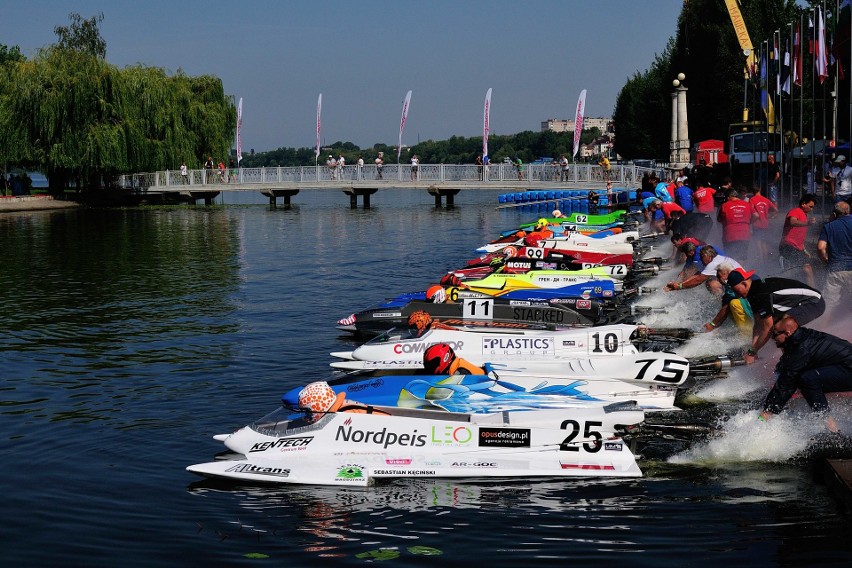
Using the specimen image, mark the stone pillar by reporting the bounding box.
[668,73,690,173]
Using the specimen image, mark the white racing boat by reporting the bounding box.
[331,323,687,368]
[186,402,644,486]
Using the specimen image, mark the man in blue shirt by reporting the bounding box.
[817,201,852,324]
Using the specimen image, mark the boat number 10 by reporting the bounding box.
[590,331,621,353]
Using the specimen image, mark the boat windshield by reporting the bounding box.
[364,327,418,344]
[249,406,321,436]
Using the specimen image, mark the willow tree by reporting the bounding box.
[0,19,235,193]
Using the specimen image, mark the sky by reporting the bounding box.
[2,0,683,154]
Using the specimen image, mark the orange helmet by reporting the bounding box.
[407,310,433,335]
[423,343,456,374]
[426,285,446,303]
[297,381,338,416]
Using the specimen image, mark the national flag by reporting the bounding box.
[773,34,780,95]
[809,14,814,54]
[780,40,791,95]
[793,21,802,87]
[816,7,829,83]
[760,51,776,129]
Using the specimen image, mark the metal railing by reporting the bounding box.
[117,163,653,191]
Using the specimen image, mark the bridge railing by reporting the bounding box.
[118,163,654,190]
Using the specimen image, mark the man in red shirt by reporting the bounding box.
[779,193,817,287]
[693,183,717,213]
[647,199,686,234]
[749,185,779,260]
[717,187,756,260]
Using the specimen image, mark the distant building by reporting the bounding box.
[541,117,614,134]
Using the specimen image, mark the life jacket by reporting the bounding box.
[449,358,485,375]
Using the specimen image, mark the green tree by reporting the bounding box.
[613,0,799,160]
[53,12,107,58]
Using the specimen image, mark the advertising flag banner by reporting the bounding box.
[315,94,322,158]
[398,90,412,162]
[483,88,492,160]
[237,97,243,163]
[572,89,587,159]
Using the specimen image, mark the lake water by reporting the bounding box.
[1,188,850,566]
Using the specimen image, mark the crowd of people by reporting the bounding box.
[645,160,852,431]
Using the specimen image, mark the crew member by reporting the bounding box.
[423,343,485,375]
[817,201,852,324]
[704,263,753,335]
[758,317,852,433]
[664,245,739,294]
[726,268,825,363]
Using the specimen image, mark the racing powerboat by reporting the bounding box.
[331,323,690,368]
[186,402,644,485]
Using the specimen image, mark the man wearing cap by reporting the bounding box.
[757,316,852,433]
[817,200,852,324]
[825,155,852,203]
[726,268,825,363]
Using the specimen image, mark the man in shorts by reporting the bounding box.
[778,193,816,287]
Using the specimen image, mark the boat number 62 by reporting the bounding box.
[559,420,602,452]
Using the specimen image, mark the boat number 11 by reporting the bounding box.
[463,298,494,320]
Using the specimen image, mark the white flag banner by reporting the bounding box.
[236,97,243,163]
[483,88,492,160]
[398,90,412,162]
[572,89,587,159]
[816,7,828,83]
[315,93,322,158]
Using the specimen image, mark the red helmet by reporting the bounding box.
[423,343,456,374]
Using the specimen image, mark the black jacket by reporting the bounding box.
[763,327,852,413]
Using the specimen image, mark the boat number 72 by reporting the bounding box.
[559,420,602,452]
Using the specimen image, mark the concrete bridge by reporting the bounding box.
[117,163,653,207]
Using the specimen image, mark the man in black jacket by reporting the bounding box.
[759,316,852,432]
[726,268,825,363]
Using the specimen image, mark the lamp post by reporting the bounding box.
[669,73,691,173]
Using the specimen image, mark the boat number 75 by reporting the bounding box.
[632,358,689,384]
[559,420,602,452]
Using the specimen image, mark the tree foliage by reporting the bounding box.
[613,0,799,160]
[0,13,236,193]
[53,12,107,59]
[240,128,606,168]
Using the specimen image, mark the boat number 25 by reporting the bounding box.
[559,420,602,452]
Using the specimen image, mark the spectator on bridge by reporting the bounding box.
[514,158,523,180]
[598,155,611,181]
[411,155,419,181]
[203,156,214,184]
[217,160,225,183]
[476,154,484,180]
[357,157,364,180]
[560,154,569,182]
[180,162,188,185]
[327,155,337,180]
[337,154,345,180]
[375,152,384,179]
